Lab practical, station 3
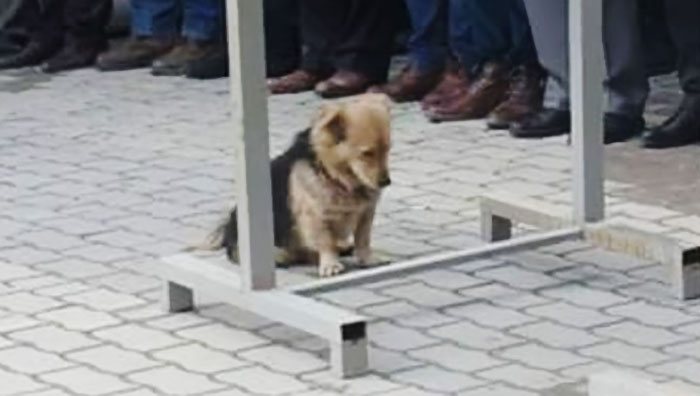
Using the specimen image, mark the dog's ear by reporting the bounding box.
[315,104,346,143]
[361,93,392,112]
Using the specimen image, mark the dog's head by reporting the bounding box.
[311,94,392,191]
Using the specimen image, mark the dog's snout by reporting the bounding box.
[379,175,392,187]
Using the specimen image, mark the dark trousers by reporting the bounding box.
[264,0,300,73]
[131,0,220,40]
[300,0,401,82]
[0,0,33,55]
[404,0,537,73]
[664,0,700,94]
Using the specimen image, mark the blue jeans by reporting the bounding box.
[405,0,536,73]
[131,0,222,41]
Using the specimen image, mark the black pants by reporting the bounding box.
[665,0,700,94]
[300,0,402,82]
[264,0,300,74]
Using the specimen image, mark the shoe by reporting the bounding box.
[421,61,471,110]
[368,65,443,103]
[510,109,571,138]
[642,94,700,149]
[152,40,220,76]
[426,62,509,122]
[604,113,644,144]
[184,45,228,79]
[96,36,175,72]
[487,63,546,129]
[0,39,61,70]
[268,69,326,94]
[315,70,372,98]
[41,39,107,73]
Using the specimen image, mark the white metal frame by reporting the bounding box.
[151,0,698,378]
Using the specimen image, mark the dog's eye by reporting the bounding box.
[362,150,375,159]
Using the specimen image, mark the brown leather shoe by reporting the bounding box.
[152,40,219,76]
[315,70,372,99]
[426,62,509,122]
[369,66,443,103]
[487,63,546,129]
[268,69,325,94]
[421,61,471,111]
[97,36,175,72]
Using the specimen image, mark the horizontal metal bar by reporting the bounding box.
[152,254,366,344]
[289,227,583,295]
[480,192,573,231]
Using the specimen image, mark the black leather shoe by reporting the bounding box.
[0,39,61,70]
[510,109,570,138]
[41,40,107,74]
[184,45,228,80]
[604,113,644,144]
[642,95,700,149]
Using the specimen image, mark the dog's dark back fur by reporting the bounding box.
[222,129,315,260]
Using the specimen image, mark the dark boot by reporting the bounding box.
[605,113,645,144]
[510,109,571,138]
[421,61,472,111]
[268,69,327,94]
[96,36,175,72]
[41,39,108,73]
[642,95,700,148]
[368,65,444,103]
[184,45,228,80]
[152,40,220,76]
[315,70,373,99]
[487,63,546,129]
[0,38,61,70]
[426,62,509,122]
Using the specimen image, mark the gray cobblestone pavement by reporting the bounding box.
[0,66,699,396]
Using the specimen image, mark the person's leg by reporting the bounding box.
[40,0,112,73]
[264,0,300,78]
[370,0,448,102]
[0,0,63,69]
[181,0,220,42]
[268,0,343,94]
[316,0,402,98]
[642,0,700,148]
[96,0,177,71]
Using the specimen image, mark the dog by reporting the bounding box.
[202,93,392,277]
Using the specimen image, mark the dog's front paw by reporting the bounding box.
[356,248,390,267]
[319,261,345,277]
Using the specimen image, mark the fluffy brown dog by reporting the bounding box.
[208,94,392,277]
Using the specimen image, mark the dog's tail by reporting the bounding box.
[184,209,238,261]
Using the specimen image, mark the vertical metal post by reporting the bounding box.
[570,0,605,223]
[226,0,276,290]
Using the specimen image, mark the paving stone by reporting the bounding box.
[539,284,630,308]
[218,366,309,395]
[39,259,117,279]
[129,366,227,395]
[458,384,538,396]
[508,321,601,348]
[368,346,424,374]
[0,313,40,332]
[319,289,393,309]
[459,283,551,308]
[0,262,39,282]
[0,346,73,374]
[446,302,538,329]
[67,345,160,374]
[504,251,576,273]
[408,270,486,290]
[580,341,671,367]
[381,282,464,308]
[499,343,589,370]
[258,324,311,343]
[239,345,326,374]
[476,364,574,391]
[177,323,268,352]
[475,266,563,290]
[649,358,700,385]
[0,292,65,314]
[199,305,273,330]
[41,367,135,395]
[428,321,524,350]
[62,288,147,311]
[526,302,620,328]
[594,321,690,347]
[10,325,100,353]
[38,306,121,331]
[409,344,506,373]
[393,366,485,393]
[0,368,46,395]
[566,249,651,271]
[155,344,248,374]
[606,301,698,327]
[302,370,402,395]
[146,312,211,330]
[665,340,700,360]
[377,387,445,396]
[95,324,183,352]
[369,322,439,351]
